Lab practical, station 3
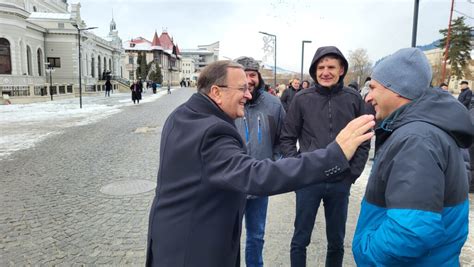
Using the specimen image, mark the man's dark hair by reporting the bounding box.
[439,82,448,87]
[460,80,469,85]
[317,54,344,69]
[197,60,243,94]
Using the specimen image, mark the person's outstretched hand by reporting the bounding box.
[336,115,375,160]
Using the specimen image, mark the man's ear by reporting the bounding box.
[209,85,222,105]
[339,67,345,76]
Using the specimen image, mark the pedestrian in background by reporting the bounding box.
[301,80,310,89]
[234,56,286,267]
[280,78,300,112]
[353,47,473,266]
[280,46,369,267]
[439,82,449,91]
[458,80,472,109]
[130,80,142,104]
[348,81,359,92]
[277,84,287,97]
[105,78,112,97]
[146,60,375,267]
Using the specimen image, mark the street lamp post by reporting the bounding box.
[45,62,54,101]
[301,40,312,82]
[73,24,97,108]
[411,0,420,47]
[259,31,277,89]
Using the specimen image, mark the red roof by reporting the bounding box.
[151,31,162,47]
[130,37,151,44]
[159,31,174,50]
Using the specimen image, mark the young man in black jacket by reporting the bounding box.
[280,46,370,267]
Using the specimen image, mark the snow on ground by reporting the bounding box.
[0,89,169,160]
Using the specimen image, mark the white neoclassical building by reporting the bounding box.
[0,0,126,104]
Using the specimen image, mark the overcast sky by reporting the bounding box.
[72,0,473,72]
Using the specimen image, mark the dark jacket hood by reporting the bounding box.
[309,46,349,86]
[379,87,474,148]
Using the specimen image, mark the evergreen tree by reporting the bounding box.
[135,52,149,80]
[148,62,163,84]
[438,16,473,79]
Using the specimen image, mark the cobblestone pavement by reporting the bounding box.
[0,87,194,265]
[1,87,473,266]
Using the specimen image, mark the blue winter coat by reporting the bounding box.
[146,93,351,267]
[352,87,474,266]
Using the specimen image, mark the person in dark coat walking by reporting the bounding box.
[145,60,375,267]
[130,80,142,104]
[458,80,472,109]
[280,46,370,267]
[105,78,112,97]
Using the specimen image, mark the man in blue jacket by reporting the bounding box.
[280,46,369,267]
[353,47,474,266]
[146,60,375,267]
[234,56,286,267]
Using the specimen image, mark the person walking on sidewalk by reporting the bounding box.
[130,80,142,104]
[105,78,112,97]
[280,46,369,267]
[234,56,286,267]
[352,47,473,266]
[146,60,375,267]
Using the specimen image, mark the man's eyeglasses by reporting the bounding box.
[216,85,250,93]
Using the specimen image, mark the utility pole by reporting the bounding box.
[441,0,455,83]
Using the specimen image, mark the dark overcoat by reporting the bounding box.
[146,93,349,266]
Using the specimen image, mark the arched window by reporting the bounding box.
[33,6,37,12]
[91,56,95,77]
[37,48,43,76]
[98,55,101,78]
[0,38,12,74]
[109,58,112,73]
[103,57,107,72]
[26,45,32,75]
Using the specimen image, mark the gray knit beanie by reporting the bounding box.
[372,48,432,100]
[235,56,260,72]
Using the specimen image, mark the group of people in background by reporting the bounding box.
[144,45,473,267]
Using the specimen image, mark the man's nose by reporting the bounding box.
[244,89,252,100]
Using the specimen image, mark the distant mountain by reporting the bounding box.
[374,39,442,67]
[261,63,298,74]
[417,39,441,51]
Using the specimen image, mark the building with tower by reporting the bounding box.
[0,0,126,104]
